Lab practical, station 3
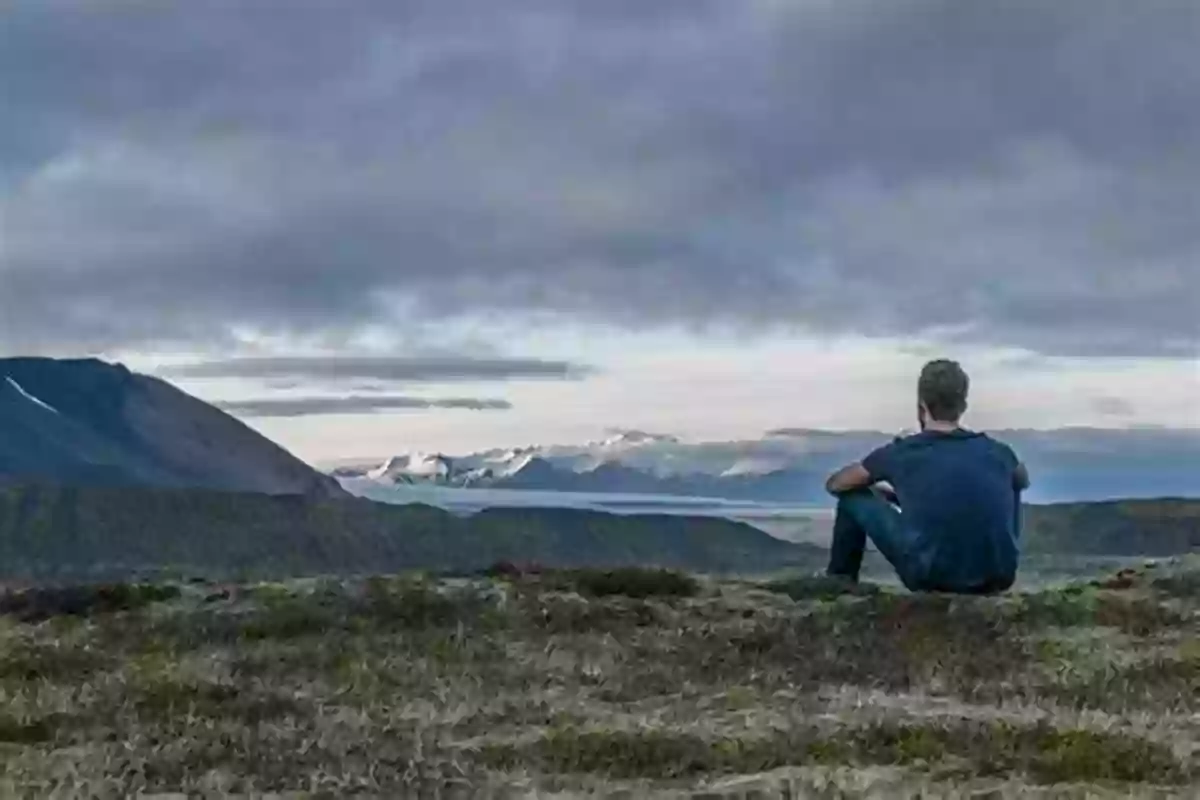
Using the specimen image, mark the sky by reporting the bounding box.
[1,0,1198,463]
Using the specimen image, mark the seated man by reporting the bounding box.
[823,359,1030,594]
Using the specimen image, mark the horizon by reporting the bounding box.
[3,2,1197,462]
[310,421,1197,470]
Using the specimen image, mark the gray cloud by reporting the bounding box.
[1090,396,1136,418]
[163,355,592,382]
[216,395,512,418]
[2,0,1198,357]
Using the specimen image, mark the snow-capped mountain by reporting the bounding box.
[368,453,455,482]
[329,426,1200,504]
[333,428,883,502]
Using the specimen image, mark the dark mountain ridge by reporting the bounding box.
[0,357,344,499]
[0,482,813,582]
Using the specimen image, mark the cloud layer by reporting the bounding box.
[164,355,592,382]
[3,0,1197,356]
[216,395,512,418]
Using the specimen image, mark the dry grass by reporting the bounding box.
[0,560,1195,797]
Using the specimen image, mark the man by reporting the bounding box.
[823,359,1030,594]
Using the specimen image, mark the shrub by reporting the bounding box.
[0,582,181,622]
[555,567,700,599]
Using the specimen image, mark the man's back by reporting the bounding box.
[863,429,1021,591]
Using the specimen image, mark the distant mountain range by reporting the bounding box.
[0,357,345,499]
[330,427,1200,504]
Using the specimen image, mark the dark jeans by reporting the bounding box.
[826,489,1014,594]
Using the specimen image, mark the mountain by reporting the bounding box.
[335,427,1200,503]
[0,482,816,581]
[0,357,345,499]
[1023,498,1200,556]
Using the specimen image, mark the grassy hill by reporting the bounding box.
[1023,497,1200,555]
[0,559,1195,795]
[0,483,815,581]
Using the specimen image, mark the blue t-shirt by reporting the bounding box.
[862,429,1021,590]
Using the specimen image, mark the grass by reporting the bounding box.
[479,721,1186,784]
[0,560,1194,796]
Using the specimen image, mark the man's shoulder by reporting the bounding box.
[887,429,923,446]
[975,430,1017,451]
[901,429,1018,458]
[970,431,1021,465]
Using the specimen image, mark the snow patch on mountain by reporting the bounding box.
[368,453,455,481]
[720,456,792,477]
[328,427,1200,505]
[4,376,60,415]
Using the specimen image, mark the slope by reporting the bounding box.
[0,357,344,499]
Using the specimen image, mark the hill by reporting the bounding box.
[1023,497,1200,555]
[0,483,815,582]
[0,357,344,499]
[0,560,1195,795]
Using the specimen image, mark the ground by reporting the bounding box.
[0,559,1196,798]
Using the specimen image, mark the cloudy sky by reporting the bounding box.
[2,0,1197,462]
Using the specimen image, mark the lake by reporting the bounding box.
[340,480,835,543]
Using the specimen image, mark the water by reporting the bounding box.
[341,480,834,543]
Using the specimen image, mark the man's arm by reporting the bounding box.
[826,440,899,498]
[825,462,873,496]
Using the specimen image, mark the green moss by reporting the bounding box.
[1028,727,1184,784]
[0,582,181,622]
[482,722,1187,785]
[480,728,789,779]
[551,567,700,600]
[235,577,488,642]
[130,673,305,725]
[0,638,110,682]
[1006,586,1099,628]
[0,712,71,744]
[762,574,881,601]
[361,576,467,627]
[239,593,341,641]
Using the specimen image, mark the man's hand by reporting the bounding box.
[873,483,900,506]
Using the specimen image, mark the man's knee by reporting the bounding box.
[836,489,896,525]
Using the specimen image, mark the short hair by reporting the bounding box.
[918,359,969,422]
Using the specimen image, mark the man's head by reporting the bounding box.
[917,359,969,428]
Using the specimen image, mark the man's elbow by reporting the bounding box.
[826,463,870,496]
[1014,464,1031,492]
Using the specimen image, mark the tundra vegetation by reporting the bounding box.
[0,559,1196,797]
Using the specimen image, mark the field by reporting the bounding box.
[0,559,1196,798]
